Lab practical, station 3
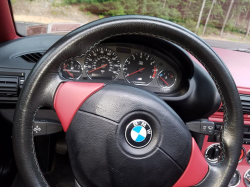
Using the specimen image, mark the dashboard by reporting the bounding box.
[0,34,220,121]
[59,43,183,94]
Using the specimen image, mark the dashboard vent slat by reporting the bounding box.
[15,52,44,63]
[0,76,18,96]
[218,94,250,114]
[0,83,17,88]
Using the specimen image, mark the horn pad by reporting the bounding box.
[66,84,192,187]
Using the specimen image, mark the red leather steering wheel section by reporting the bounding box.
[54,82,104,131]
[174,138,209,186]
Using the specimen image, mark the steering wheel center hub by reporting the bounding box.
[65,84,192,187]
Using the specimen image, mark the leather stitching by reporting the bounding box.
[32,105,50,187]
[68,32,227,164]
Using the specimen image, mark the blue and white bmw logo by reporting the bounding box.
[125,119,152,148]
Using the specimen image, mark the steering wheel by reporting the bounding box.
[13,15,243,187]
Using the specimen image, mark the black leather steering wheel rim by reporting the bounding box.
[13,15,243,187]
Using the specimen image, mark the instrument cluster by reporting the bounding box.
[59,43,183,93]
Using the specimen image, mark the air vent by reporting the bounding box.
[0,76,18,96]
[17,52,44,63]
[240,94,250,114]
[218,94,250,114]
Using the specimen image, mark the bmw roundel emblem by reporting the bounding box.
[125,119,152,148]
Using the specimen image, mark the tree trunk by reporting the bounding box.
[220,0,234,36]
[243,10,249,26]
[183,0,192,19]
[162,0,166,8]
[195,0,206,34]
[233,5,237,27]
[202,0,216,35]
[235,14,240,28]
[245,15,250,38]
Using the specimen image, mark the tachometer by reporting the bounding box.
[84,47,121,80]
[59,59,82,80]
[123,52,157,85]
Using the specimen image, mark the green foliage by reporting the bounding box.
[82,1,124,16]
[63,0,119,4]
[62,0,250,37]
[206,26,220,35]
[99,15,105,18]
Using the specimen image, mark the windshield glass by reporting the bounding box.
[11,0,250,48]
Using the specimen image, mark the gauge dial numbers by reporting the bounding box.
[229,170,240,187]
[59,59,82,80]
[84,47,121,80]
[123,52,157,85]
[157,69,177,89]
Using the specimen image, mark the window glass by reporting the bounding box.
[11,0,250,46]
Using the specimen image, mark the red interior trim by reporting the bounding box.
[206,113,250,187]
[238,87,250,95]
[54,82,104,132]
[173,138,209,187]
[0,0,19,42]
[209,112,250,124]
[190,49,250,93]
[202,136,250,187]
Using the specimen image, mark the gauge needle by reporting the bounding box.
[88,64,107,73]
[63,65,74,78]
[160,76,169,86]
[240,150,244,159]
[247,178,250,182]
[126,68,145,77]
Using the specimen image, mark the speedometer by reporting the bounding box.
[123,52,157,85]
[84,47,121,80]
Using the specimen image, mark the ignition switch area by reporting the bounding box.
[205,144,221,164]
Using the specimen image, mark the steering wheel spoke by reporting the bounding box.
[173,138,208,187]
[53,82,104,132]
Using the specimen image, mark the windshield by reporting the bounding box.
[11,0,250,49]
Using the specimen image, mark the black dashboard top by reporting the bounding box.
[0,35,62,70]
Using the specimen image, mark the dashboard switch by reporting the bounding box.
[33,121,46,136]
[33,120,62,136]
[205,144,221,164]
[215,124,221,130]
[186,119,214,135]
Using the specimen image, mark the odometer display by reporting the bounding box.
[123,52,157,85]
[84,47,121,80]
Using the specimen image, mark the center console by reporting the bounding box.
[202,111,250,187]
